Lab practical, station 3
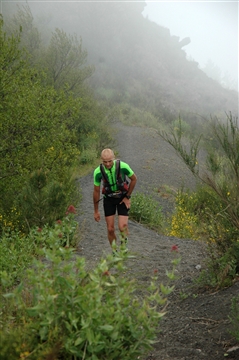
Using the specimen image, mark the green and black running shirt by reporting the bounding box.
[94,160,134,192]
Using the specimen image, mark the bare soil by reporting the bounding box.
[77,122,239,360]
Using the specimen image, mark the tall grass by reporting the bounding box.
[130,192,164,231]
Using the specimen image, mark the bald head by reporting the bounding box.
[101,148,115,169]
[101,148,115,159]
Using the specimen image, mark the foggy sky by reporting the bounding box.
[1,0,238,91]
[143,1,238,91]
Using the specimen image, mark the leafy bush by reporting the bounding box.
[117,103,159,128]
[197,244,239,289]
[167,183,239,242]
[0,205,78,288]
[159,113,239,288]
[168,178,239,288]
[130,192,163,231]
[167,189,200,240]
[1,246,179,360]
[0,230,38,289]
[79,148,97,165]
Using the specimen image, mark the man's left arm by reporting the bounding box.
[121,173,137,208]
[126,173,137,197]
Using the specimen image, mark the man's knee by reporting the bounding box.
[107,225,115,235]
[119,223,128,233]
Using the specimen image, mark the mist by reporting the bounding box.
[143,1,238,91]
[1,0,238,118]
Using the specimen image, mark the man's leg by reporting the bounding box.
[103,197,117,246]
[105,215,117,246]
[118,215,129,246]
[117,199,129,247]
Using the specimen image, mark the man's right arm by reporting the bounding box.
[93,185,101,222]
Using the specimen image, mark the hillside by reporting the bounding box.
[3,1,238,121]
[77,121,239,360]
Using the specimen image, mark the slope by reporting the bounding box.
[77,122,239,360]
[7,1,238,119]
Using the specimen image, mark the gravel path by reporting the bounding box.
[76,122,239,360]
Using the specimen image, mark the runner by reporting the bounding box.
[93,148,137,251]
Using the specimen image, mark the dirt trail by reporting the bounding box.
[77,122,239,360]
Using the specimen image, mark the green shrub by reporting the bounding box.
[159,114,239,288]
[1,247,179,360]
[18,170,77,230]
[167,189,200,239]
[0,205,78,289]
[117,103,159,128]
[167,184,239,288]
[0,329,34,360]
[0,230,37,289]
[79,148,97,165]
[130,192,163,231]
[172,117,191,136]
[197,244,239,289]
[167,184,239,243]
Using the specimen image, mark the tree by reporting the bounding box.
[39,28,94,94]
[3,4,42,65]
[0,17,81,231]
[1,12,113,232]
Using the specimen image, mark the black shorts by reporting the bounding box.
[103,196,129,217]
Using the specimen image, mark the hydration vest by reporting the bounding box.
[100,159,129,196]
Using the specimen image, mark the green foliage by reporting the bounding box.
[116,103,159,128]
[74,95,113,156]
[130,192,163,231]
[0,329,32,360]
[0,205,78,288]
[0,18,81,228]
[167,189,200,240]
[160,113,239,288]
[0,231,37,289]
[18,170,75,230]
[39,28,93,93]
[162,114,239,233]
[159,116,201,175]
[0,15,112,232]
[197,243,239,289]
[172,117,191,136]
[79,148,97,165]
[229,295,239,342]
[3,4,41,65]
[5,7,113,151]
[1,245,179,360]
[167,184,239,244]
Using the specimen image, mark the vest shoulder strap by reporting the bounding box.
[100,163,108,183]
[100,160,121,182]
[116,159,121,179]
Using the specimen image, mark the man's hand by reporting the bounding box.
[120,173,136,210]
[121,197,131,209]
[94,211,101,222]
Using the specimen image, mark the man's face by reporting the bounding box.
[102,155,114,169]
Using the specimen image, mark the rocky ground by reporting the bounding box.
[76,122,239,360]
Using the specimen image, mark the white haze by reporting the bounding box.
[1,0,238,92]
[143,1,238,92]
